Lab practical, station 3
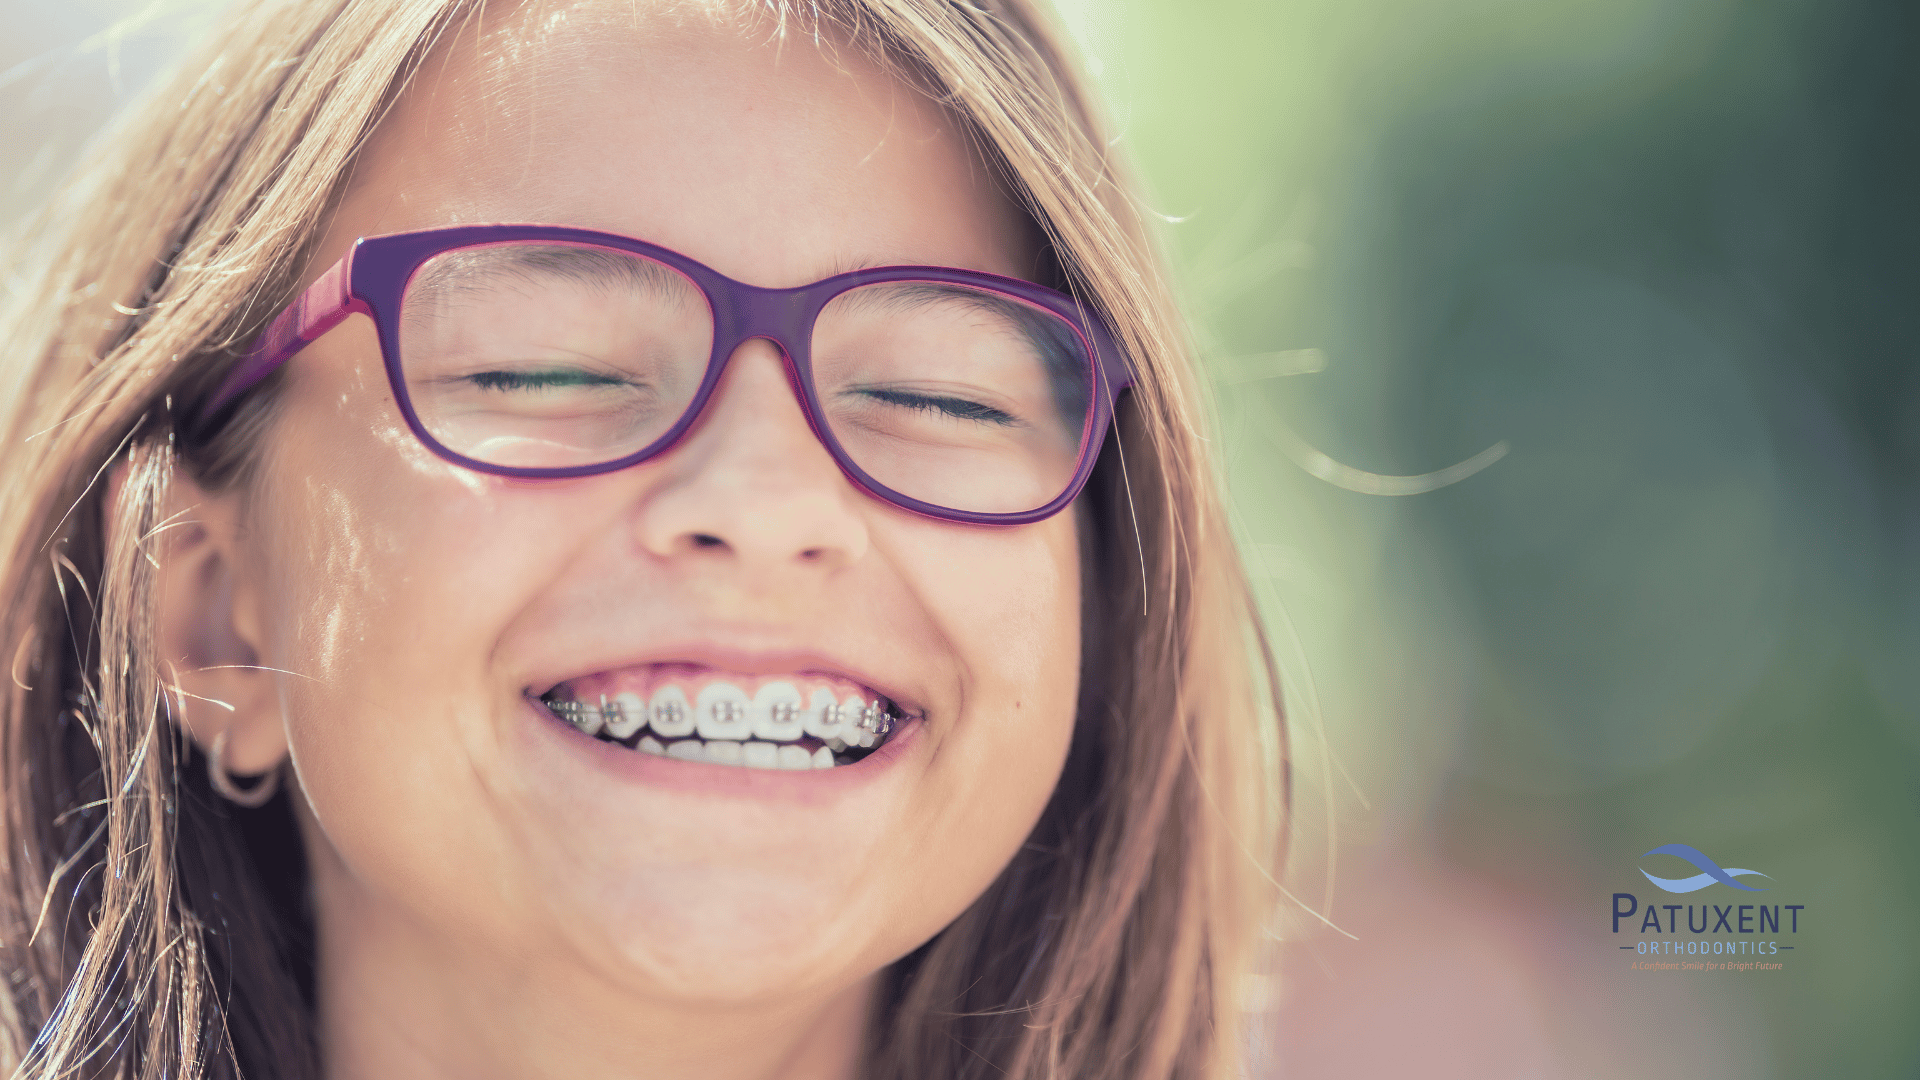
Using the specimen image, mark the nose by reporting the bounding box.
[630,338,870,570]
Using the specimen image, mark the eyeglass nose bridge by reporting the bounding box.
[709,276,820,349]
[690,283,854,484]
[701,274,825,395]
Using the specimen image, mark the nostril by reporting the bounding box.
[691,533,726,549]
[799,547,825,562]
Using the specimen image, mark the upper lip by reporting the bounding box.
[527,642,926,717]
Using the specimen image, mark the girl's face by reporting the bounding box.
[218,0,1079,1036]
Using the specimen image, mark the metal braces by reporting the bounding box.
[546,696,893,737]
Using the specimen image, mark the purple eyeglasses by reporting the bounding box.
[201,224,1132,525]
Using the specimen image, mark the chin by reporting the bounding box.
[557,853,887,1004]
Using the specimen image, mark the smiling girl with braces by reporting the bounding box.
[0,2,1288,1079]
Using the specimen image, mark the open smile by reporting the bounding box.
[538,662,913,770]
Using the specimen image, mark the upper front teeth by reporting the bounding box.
[649,686,694,737]
[696,684,755,741]
[548,681,894,743]
[753,682,807,741]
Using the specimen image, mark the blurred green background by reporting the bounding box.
[1054,0,1918,1076]
[6,0,1916,1076]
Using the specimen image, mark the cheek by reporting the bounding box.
[909,515,1080,695]
[246,327,444,681]
[254,403,484,698]
[251,333,561,702]
[876,515,1081,938]
[246,368,557,906]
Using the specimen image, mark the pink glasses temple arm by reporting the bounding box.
[200,252,360,419]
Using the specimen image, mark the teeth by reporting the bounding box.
[752,682,806,742]
[552,699,604,736]
[622,734,874,769]
[604,691,647,739]
[847,700,891,737]
[696,683,755,741]
[551,676,907,771]
[803,688,844,740]
[648,685,695,737]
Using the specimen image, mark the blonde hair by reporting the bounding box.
[0,2,1286,1078]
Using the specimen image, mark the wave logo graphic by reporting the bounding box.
[1640,844,1770,894]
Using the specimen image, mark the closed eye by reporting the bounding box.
[465,368,632,392]
[855,387,1019,426]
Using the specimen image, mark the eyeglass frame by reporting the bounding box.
[198,224,1135,526]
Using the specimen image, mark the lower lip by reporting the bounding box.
[515,695,923,804]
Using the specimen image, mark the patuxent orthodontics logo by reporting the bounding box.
[1612,844,1804,973]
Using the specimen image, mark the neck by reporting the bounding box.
[307,851,873,1080]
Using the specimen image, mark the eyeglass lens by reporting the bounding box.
[397,242,1095,515]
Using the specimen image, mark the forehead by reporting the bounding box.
[332,0,1030,286]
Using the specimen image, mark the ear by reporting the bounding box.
[115,461,290,777]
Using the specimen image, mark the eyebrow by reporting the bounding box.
[829,279,1016,320]
[407,243,697,306]
[826,254,922,277]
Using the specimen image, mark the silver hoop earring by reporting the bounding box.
[208,730,280,808]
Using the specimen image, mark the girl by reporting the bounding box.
[0,2,1284,1077]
